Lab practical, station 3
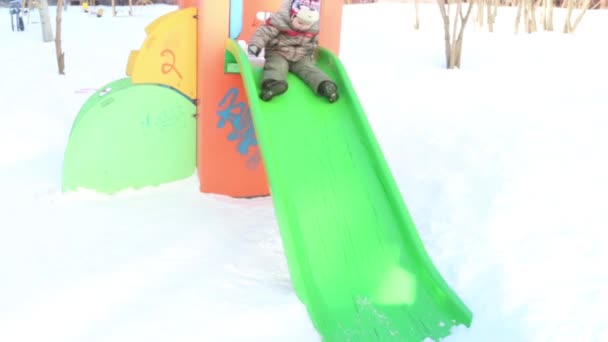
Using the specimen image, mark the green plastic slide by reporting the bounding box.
[226,39,472,341]
[62,79,196,194]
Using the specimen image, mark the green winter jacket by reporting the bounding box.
[249,0,320,62]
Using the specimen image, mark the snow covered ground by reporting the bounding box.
[0,3,607,341]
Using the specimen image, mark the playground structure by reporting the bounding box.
[62,0,473,340]
[110,0,154,16]
[81,1,104,17]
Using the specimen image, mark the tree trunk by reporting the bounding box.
[522,0,532,33]
[515,0,524,33]
[437,0,452,68]
[450,0,461,68]
[477,0,486,28]
[563,0,574,32]
[523,0,537,33]
[414,0,420,30]
[545,0,554,31]
[437,0,474,69]
[524,0,530,32]
[487,0,497,32]
[571,0,592,32]
[528,0,538,32]
[454,2,474,68]
[56,0,65,74]
[38,0,54,42]
[540,0,545,25]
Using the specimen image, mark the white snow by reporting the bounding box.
[1,3,607,341]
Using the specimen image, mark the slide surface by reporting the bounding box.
[226,39,472,341]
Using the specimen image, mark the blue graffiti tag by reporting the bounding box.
[217,87,260,169]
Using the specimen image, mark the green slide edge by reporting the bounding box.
[62,81,196,194]
[226,39,472,341]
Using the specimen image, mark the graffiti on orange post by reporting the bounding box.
[160,49,183,80]
[216,87,261,170]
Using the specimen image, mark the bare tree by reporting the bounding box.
[525,0,538,33]
[515,0,524,33]
[515,0,538,33]
[563,0,592,33]
[474,0,498,32]
[542,0,555,31]
[487,0,498,32]
[564,0,576,32]
[414,0,421,29]
[56,0,65,74]
[476,0,486,28]
[38,0,54,42]
[437,0,475,69]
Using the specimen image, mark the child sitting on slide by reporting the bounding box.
[247,0,339,103]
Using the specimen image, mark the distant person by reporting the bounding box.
[9,0,25,32]
[246,0,339,103]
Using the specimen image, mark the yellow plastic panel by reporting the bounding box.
[126,50,139,76]
[129,7,197,100]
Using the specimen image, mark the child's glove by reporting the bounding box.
[248,45,261,57]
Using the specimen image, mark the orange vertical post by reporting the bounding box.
[178,0,198,9]
[197,0,270,197]
[319,0,343,55]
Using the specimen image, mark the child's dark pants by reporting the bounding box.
[263,53,330,94]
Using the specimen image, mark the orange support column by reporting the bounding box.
[178,0,198,9]
[197,0,270,197]
[319,0,343,55]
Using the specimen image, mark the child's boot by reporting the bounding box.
[318,81,339,103]
[261,79,288,101]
